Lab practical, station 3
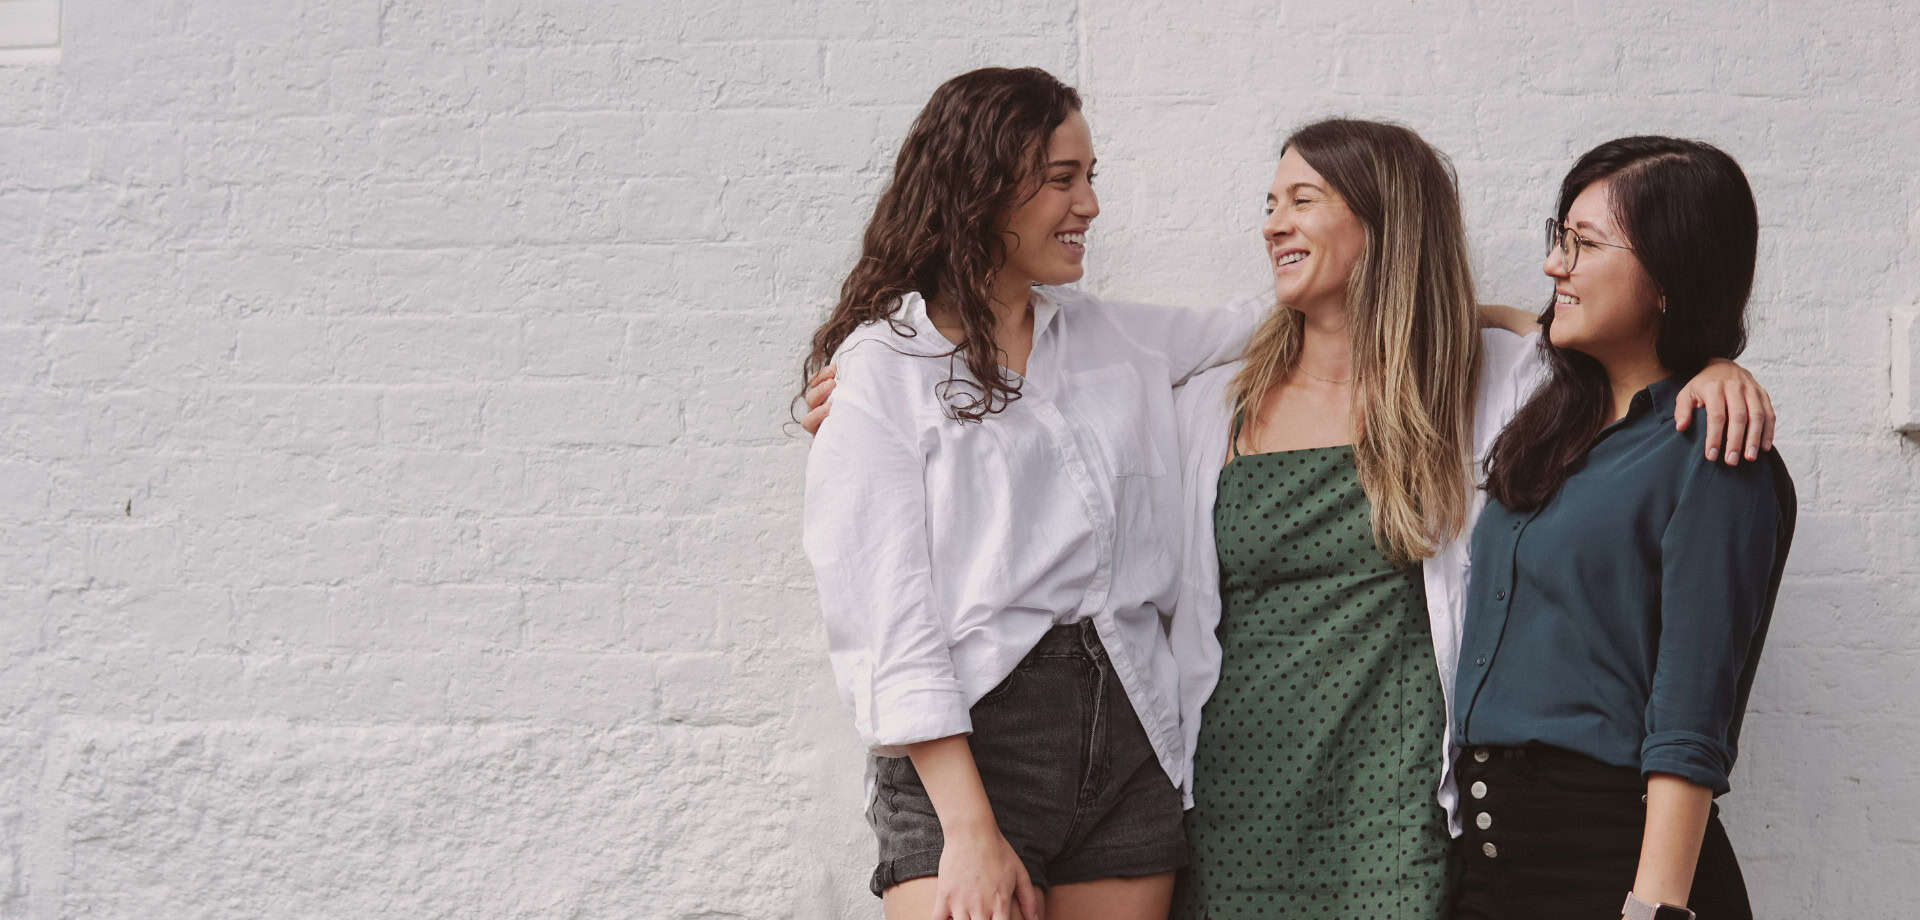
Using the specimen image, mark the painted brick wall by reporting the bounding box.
[0,1,1914,917]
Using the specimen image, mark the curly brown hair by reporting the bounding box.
[801,67,1082,421]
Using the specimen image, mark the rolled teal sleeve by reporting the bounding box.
[1643,450,1783,794]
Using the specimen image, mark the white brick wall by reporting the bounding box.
[1,2,1915,917]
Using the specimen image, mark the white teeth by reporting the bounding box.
[1056,232,1085,246]
[1556,293,1579,305]
[1277,251,1307,266]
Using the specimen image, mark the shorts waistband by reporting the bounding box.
[1027,618,1107,661]
[1455,743,1642,788]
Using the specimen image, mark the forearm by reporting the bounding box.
[906,734,997,836]
[1629,773,1714,909]
[1477,302,1539,335]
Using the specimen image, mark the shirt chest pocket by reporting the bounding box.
[1067,365,1168,478]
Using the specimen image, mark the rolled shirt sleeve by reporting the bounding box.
[1643,454,1784,794]
[803,390,969,755]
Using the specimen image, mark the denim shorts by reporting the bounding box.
[866,619,1189,895]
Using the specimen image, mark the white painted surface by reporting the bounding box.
[1894,308,1919,434]
[0,1,58,46]
[1,1,1915,917]
[0,0,59,64]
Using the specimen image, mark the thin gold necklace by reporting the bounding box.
[1296,364,1351,385]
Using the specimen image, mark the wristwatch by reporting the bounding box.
[1622,891,1696,920]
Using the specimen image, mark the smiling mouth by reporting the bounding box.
[1274,250,1307,270]
[1555,292,1580,306]
[1056,231,1086,252]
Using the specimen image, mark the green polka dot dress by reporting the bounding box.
[1176,435,1450,919]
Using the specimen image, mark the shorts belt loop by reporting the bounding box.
[1077,618,1104,661]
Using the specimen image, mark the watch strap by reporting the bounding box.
[1622,891,1696,920]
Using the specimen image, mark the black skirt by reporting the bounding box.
[1450,744,1752,920]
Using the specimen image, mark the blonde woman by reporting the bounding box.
[1164,120,1773,919]
[795,113,1776,920]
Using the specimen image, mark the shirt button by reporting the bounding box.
[1511,521,1521,531]
[1475,655,1487,666]
[1473,748,1490,763]
[1470,781,1487,799]
[1494,589,1507,601]
[1476,812,1493,830]
[1482,842,1498,858]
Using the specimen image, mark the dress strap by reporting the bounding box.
[1228,407,1247,460]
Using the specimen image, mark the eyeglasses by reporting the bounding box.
[1545,217,1634,273]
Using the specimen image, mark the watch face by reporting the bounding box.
[1652,906,1695,920]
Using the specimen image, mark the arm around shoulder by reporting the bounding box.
[1094,288,1270,386]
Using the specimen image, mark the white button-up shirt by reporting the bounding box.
[1166,328,1548,833]
[803,287,1264,791]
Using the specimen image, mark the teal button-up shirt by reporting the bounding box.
[1454,376,1796,794]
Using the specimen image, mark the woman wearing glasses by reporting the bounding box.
[1449,137,1795,920]
[1162,120,1779,920]
[797,89,1778,918]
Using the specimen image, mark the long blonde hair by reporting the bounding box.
[1229,119,1481,563]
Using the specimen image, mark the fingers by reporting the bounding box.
[1742,383,1769,461]
[1751,382,1774,457]
[1759,385,1776,452]
[800,375,834,437]
[1014,868,1043,920]
[801,401,828,436]
[807,363,836,389]
[1700,392,1727,463]
[805,376,836,411]
[1673,388,1698,432]
[1721,397,1749,467]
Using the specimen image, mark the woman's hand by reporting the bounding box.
[800,364,835,436]
[931,817,1043,920]
[906,735,1043,920]
[1674,359,1776,466]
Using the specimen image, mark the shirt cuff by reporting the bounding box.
[1640,730,1734,795]
[868,682,972,756]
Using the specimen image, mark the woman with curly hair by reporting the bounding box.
[800,67,1264,920]
[798,72,1778,920]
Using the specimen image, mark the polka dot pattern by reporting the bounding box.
[1176,445,1450,919]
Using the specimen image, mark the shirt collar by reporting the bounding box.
[1597,374,1682,445]
[1638,374,1684,420]
[1030,286,1061,336]
[899,287,1061,343]
[899,290,934,332]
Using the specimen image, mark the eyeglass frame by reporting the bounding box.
[1545,217,1634,274]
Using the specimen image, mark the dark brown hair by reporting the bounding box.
[1484,136,1758,510]
[800,67,1081,421]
